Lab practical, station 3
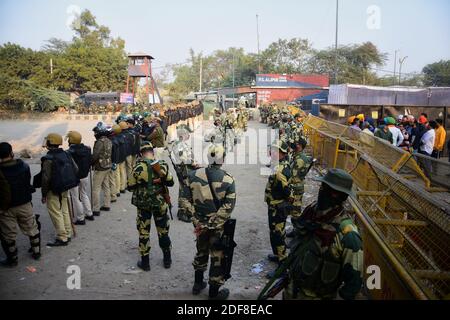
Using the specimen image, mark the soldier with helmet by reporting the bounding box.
[92,123,112,216]
[66,131,94,225]
[127,142,175,271]
[39,133,79,246]
[264,140,293,277]
[170,124,198,223]
[0,142,41,266]
[186,144,236,300]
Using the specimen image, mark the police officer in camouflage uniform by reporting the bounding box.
[283,169,363,300]
[171,124,198,223]
[128,142,174,271]
[265,140,293,277]
[186,144,236,300]
[286,136,311,237]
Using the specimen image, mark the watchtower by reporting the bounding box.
[126,52,162,104]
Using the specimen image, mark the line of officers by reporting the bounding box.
[0,109,237,300]
[260,106,364,300]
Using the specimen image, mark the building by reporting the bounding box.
[217,74,329,108]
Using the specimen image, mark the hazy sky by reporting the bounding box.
[1,0,449,76]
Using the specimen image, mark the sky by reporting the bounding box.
[1,0,449,77]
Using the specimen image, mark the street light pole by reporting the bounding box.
[256,14,261,73]
[398,56,408,85]
[393,50,399,85]
[334,0,339,84]
[232,53,235,108]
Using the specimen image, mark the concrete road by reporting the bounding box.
[0,119,319,300]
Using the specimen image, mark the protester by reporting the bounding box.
[432,119,446,159]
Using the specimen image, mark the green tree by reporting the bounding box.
[260,38,315,74]
[422,60,450,86]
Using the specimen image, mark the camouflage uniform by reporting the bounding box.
[264,154,293,262]
[171,128,197,222]
[186,164,236,287]
[283,168,363,300]
[128,158,174,263]
[289,150,311,220]
[284,203,363,300]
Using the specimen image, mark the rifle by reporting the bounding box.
[221,218,237,280]
[151,160,174,220]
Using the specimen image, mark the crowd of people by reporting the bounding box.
[347,113,447,160]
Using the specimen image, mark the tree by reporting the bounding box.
[423,60,450,87]
[309,42,387,85]
[260,38,315,74]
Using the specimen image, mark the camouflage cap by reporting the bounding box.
[140,141,153,152]
[207,143,225,164]
[271,140,289,153]
[314,168,354,197]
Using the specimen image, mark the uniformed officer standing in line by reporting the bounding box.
[66,131,94,225]
[0,142,41,266]
[92,123,112,216]
[171,124,198,223]
[264,140,293,277]
[186,144,236,300]
[128,142,174,271]
[288,136,311,229]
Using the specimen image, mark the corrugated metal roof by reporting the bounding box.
[328,84,450,106]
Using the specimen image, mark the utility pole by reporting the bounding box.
[334,0,339,84]
[256,14,261,73]
[398,56,408,85]
[393,50,398,85]
[232,53,236,108]
[50,58,53,75]
[199,57,203,92]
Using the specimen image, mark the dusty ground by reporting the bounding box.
[0,118,320,300]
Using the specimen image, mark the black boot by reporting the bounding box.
[0,240,18,267]
[137,255,150,271]
[208,284,230,300]
[192,270,207,295]
[29,233,41,260]
[267,254,279,263]
[286,230,295,238]
[47,239,68,247]
[163,249,172,269]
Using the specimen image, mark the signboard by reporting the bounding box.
[256,74,329,88]
[120,93,134,104]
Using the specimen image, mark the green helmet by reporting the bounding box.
[314,168,354,197]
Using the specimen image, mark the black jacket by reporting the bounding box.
[68,144,92,179]
[0,159,34,208]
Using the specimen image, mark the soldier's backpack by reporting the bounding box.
[69,144,92,179]
[44,150,80,194]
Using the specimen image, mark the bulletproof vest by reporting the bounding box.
[0,159,34,208]
[43,149,79,194]
[68,144,92,179]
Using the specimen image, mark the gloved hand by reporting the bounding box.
[112,163,117,171]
